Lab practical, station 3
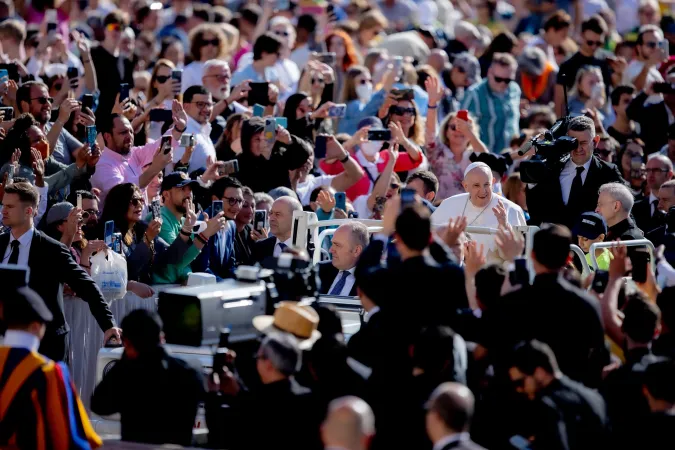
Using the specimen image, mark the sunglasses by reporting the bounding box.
[31,96,54,105]
[493,76,513,84]
[129,198,145,207]
[449,123,458,131]
[359,79,372,84]
[390,183,401,190]
[645,42,659,49]
[586,40,604,48]
[312,78,325,84]
[156,75,170,83]
[391,106,416,116]
[106,23,122,32]
[201,39,219,47]
[274,30,290,37]
[223,196,243,206]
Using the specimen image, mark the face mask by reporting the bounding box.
[34,140,50,160]
[356,83,373,102]
[361,141,382,156]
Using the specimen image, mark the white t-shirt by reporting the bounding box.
[352,195,373,220]
[431,193,526,255]
[623,60,664,104]
[296,174,336,206]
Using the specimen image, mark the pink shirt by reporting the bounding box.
[91,138,174,207]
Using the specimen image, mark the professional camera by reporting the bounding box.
[518,117,578,184]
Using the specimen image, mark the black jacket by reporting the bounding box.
[90,44,134,129]
[251,236,277,264]
[526,156,626,229]
[632,196,666,235]
[481,273,608,387]
[317,260,357,296]
[605,217,644,242]
[626,91,670,153]
[0,230,114,342]
[529,376,609,450]
[90,347,204,446]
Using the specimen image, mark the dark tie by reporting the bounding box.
[278,242,287,252]
[568,166,585,208]
[329,271,350,295]
[8,240,20,265]
[652,199,659,217]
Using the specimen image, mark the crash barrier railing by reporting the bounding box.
[589,239,656,272]
[570,244,591,278]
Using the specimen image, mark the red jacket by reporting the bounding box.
[320,149,423,200]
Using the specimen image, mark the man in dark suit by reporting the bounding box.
[1,182,120,362]
[595,182,644,241]
[632,155,672,234]
[318,222,369,296]
[629,360,675,449]
[526,115,626,230]
[252,196,304,263]
[191,177,241,279]
[481,224,608,387]
[426,382,487,450]
[507,340,609,450]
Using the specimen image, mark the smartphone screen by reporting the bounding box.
[274,117,288,128]
[335,192,347,211]
[119,83,130,102]
[592,270,609,293]
[149,109,173,122]
[86,125,97,148]
[400,188,415,208]
[0,106,14,121]
[151,199,161,220]
[254,210,268,232]
[0,69,8,83]
[315,135,327,159]
[104,220,115,246]
[253,104,265,117]
[82,94,94,111]
[77,193,83,209]
[328,104,347,118]
[220,160,239,175]
[161,136,172,154]
[212,200,224,216]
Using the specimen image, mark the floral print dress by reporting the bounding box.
[427,137,473,201]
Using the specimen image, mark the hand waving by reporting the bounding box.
[443,216,468,247]
[492,199,507,227]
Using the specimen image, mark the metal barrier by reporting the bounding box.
[570,244,591,277]
[589,239,656,271]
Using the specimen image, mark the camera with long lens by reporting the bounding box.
[518,117,578,184]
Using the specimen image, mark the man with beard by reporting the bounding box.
[91,101,186,206]
[171,86,219,172]
[201,59,250,141]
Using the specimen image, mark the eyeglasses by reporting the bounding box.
[189,101,214,109]
[31,96,54,105]
[586,40,604,48]
[390,183,401,190]
[129,197,145,207]
[156,75,170,83]
[106,23,122,32]
[456,65,466,74]
[493,76,513,84]
[82,209,99,220]
[646,168,668,174]
[449,123,457,131]
[223,196,244,206]
[391,106,416,116]
[312,78,325,84]
[359,79,372,84]
[645,42,659,49]
[204,74,231,82]
[274,30,290,37]
[201,39,220,47]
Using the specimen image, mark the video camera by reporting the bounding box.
[518,75,579,184]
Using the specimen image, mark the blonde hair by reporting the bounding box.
[438,111,480,148]
[147,58,176,101]
[340,65,369,103]
[569,65,603,100]
[358,10,388,32]
[503,172,525,204]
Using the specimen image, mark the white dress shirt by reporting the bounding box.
[432,432,471,450]
[327,266,356,296]
[649,192,659,216]
[273,237,294,257]
[3,227,34,266]
[2,330,40,351]
[559,157,593,205]
[172,116,217,172]
[363,306,380,323]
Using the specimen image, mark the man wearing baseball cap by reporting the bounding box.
[573,212,612,270]
[0,287,102,449]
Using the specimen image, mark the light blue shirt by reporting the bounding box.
[231,63,279,87]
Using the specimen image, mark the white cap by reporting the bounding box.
[463,161,492,178]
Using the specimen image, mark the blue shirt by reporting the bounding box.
[231,63,280,87]
[462,79,521,153]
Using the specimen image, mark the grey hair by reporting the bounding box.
[254,192,274,207]
[274,195,303,215]
[661,179,675,193]
[268,186,299,201]
[326,396,376,437]
[568,115,596,138]
[259,333,301,376]
[339,222,370,250]
[647,153,674,172]
[638,24,664,41]
[599,182,634,212]
[203,59,230,73]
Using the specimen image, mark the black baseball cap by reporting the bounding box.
[573,212,607,239]
[160,171,199,193]
[1,287,53,324]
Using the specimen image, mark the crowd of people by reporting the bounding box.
[1,0,675,449]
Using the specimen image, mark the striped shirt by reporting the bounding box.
[461,80,521,153]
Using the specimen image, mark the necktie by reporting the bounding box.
[278,242,287,252]
[329,271,350,295]
[652,199,659,217]
[8,240,20,265]
[568,166,585,208]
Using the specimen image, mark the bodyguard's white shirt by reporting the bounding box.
[559,157,593,205]
[172,116,217,172]
[3,227,34,266]
[327,266,356,296]
[273,237,294,257]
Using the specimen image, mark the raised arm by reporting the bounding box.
[324,134,364,192]
[366,143,398,211]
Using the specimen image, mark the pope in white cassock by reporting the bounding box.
[432,162,526,261]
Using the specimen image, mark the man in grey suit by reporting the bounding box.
[426,382,487,450]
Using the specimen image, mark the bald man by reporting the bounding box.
[431,162,526,262]
[426,383,486,450]
[633,155,674,233]
[321,396,375,450]
[428,49,450,76]
[251,196,303,262]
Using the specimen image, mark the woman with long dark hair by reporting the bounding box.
[478,31,517,78]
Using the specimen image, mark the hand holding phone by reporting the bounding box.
[212,200,224,216]
[335,192,347,211]
[457,110,469,121]
[254,210,268,232]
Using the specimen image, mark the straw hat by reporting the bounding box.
[253,301,321,350]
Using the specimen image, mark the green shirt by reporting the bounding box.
[586,248,612,271]
[152,206,201,284]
